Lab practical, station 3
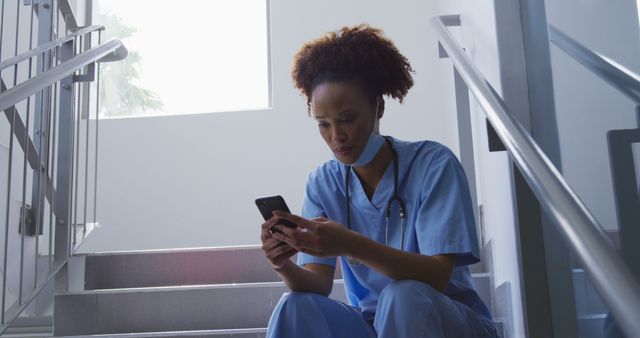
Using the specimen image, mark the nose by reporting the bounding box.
[330,125,348,144]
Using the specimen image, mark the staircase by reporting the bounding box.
[6,246,499,337]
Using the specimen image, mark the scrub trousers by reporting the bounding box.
[266,280,498,338]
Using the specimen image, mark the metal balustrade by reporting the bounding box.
[0,0,126,333]
[434,14,640,338]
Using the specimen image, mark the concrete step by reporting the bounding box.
[53,280,347,336]
[80,246,307,289]
[577,314,607,338]
[60,328,267,337]
[572,268,608,315]
[78,246,494,314]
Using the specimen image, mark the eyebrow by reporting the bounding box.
[314,109,356,120]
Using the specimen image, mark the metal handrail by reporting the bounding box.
[549,25,640,105]
[0,38,126,112]
[0,25,104,71]
[433,15,640,337]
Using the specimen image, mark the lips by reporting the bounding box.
[333,146,354,155]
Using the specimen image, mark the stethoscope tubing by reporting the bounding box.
[345,136,406,265]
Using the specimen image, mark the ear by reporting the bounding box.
[376,97,385,119]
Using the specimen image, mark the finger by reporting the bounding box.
[268,242,297,259]
[299,247,324,257]
[261,216,281,230]
[275,247,298,260]
[273,224,297,237]
[263,237,286,251]
[273,225,314,248]
[310,217,328,222]
[273,211,316,230]
[272,232,302,251]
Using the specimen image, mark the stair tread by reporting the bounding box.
[62,280,345,295]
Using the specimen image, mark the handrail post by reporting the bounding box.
[30,0,54,239]
[53,38,75,292]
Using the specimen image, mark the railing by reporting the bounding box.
[549,25,640,105]
[433,15,640,337]
[0,0,126,334]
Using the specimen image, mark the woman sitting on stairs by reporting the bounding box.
[259,24,498,338]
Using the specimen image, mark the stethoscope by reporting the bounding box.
[345,136,406,265]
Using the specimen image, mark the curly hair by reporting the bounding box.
[292,24,415,114]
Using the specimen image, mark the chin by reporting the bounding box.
[334,154,355,164]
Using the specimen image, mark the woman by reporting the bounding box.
[260,24,498,338]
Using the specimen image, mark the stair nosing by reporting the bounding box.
[60,279,346,295]
[65,327,268,337]
[75,244,263,257]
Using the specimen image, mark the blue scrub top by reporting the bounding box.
[297,137,492,321]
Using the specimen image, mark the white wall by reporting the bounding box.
[546,0,640,231]
[76,0,460,252]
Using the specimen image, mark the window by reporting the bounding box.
[96,0,270,118]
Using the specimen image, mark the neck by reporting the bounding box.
[352,141,393,198]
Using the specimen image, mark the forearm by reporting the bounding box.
[347,232,454,291]
[274,259,332,296]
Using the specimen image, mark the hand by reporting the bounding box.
[260,215,298,270]
[270,211,354,258]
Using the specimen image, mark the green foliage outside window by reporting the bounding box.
[98,13,163,117]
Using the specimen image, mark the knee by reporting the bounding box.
[275,291,323,313]
[379,280,440,308]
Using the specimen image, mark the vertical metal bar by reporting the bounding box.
[1,108,13,325]
[18,0,33,305]
[56,0,60,40]
[11,1,19,83]
[513,1,575,336]
[0,0,5,61]
[34,56,44,290]
[453,69,480,237]
[82,14,93,235]
[54,38,74,291]
[72,70,80,247]
[18,99,30,305]
[83,77,89,237]
[93,30,100,227]
[0,0,6,325]
[3,0,21,320]
[48,80,58,271]
[46,0,59,271]
[32,0,54,244]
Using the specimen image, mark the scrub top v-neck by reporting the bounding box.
[297,136,491,321]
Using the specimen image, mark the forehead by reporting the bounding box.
[311,82,371,116]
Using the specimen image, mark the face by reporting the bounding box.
[311,81,381,164]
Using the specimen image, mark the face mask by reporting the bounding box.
[335,100,384,167]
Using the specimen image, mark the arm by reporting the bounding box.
[274,261,334,296]
[347,231,455,292]
[271,213,456,292]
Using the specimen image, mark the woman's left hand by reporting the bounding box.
[270,211,355,258]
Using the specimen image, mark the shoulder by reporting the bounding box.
[391,137,459,169]
[305,159,345,189]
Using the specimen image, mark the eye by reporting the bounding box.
[318,122,329,128]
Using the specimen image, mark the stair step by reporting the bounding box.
[54,281,347,336]
[577,314,607,338]
[81,246,304,289]
[572,268,608,315]
[62,328,267,337]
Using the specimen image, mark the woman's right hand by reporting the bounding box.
[261,215,298,270]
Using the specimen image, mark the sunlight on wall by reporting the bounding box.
[95,0,270,118]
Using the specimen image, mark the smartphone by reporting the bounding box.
[255,195,298,233]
